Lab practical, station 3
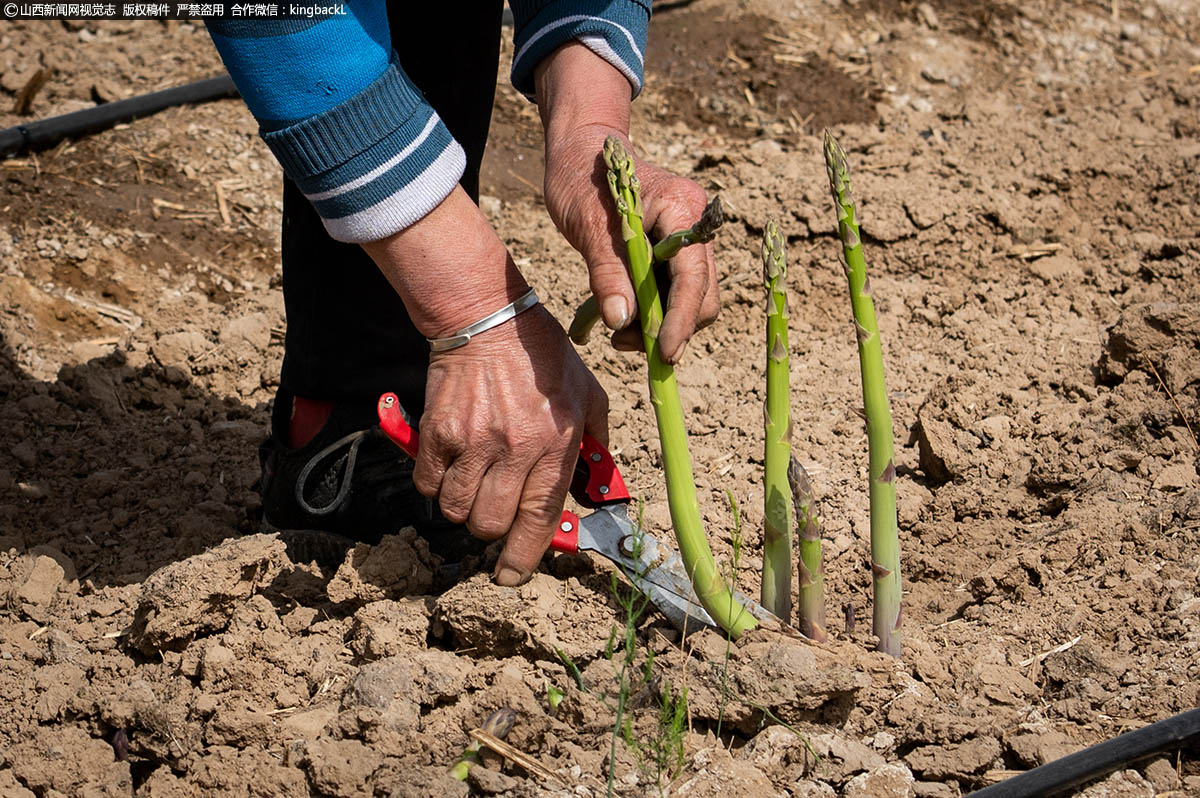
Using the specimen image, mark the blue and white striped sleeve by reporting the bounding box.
[205,8,465,244]
[510,0,652,100]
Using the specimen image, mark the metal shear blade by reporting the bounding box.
[574,505,776,633]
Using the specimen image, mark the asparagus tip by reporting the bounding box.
[787,455,812,498]
[692,196,726,242]
[761,219,786,284]
[482,707,517,738]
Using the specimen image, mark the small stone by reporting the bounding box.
[15,555,65,605]
[916,2,939,29]
[844,763,916,798]
[906,736,1002,780]
[1028,253,1081,283]
[467,766,520,795]
[1006,730,1079,768]
[1153,463,1197,492]
[914,782,959,798]
[808,733,886,779]
[44,629,85,664]
[1077,769,1154,797]
[1,67,35,94]
[1141,757,1177,792]
[16,482,46,500]
[792,782,836,798]
[1101,450,1143,471]
[921,64,950,84]
[90,79,122,103]
[916,413,961,484]
[280,706,337,742]
[478,194,502,219]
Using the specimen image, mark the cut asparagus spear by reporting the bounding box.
[568,197,725,345]
[604,136,756,638]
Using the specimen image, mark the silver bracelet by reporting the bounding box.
[426,287,540,352]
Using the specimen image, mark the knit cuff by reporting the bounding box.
[511,0,651,100]
[261,61,465,243]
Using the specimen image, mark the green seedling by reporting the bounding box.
[546,683,565,715]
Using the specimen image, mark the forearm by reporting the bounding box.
[205,14,464,244]
[361,187,530,339]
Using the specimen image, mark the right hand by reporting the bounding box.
[360,186,608,586]
[415,303,608,586]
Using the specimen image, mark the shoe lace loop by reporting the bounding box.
[294,428,370,516]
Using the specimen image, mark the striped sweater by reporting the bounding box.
[206,2,650,243]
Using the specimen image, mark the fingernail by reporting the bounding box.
[665,340,687,365]
[601,296,631,330]
[495,566,526,587]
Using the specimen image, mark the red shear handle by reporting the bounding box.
[376,391,629,547]
[575,434,630,506]
[377,393,419,457]
[551,511,581,554]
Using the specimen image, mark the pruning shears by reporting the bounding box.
[376,392,775,633]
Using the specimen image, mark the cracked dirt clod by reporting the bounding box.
[128,534,288,654]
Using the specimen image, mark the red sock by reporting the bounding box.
[288,397,333,448]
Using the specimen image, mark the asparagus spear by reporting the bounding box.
[603,136,756,638]
[789,456,827,641]
[760,220,793,620]
[449,707,517,781]
[823,130,902,658]
[650,196,725,263]
[568,197,726,345]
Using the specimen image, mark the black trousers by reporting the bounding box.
[278,3,506,418]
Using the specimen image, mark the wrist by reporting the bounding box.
[361,186,531,339]
[535,42,632,144]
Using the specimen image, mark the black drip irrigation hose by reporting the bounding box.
[0,74,238,159]
[967,708,1200,798]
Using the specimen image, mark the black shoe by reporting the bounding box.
[259,391,486,572]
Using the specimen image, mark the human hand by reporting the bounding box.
[535,44,720,364]
[415,305,608,585]
[361,185,608,587]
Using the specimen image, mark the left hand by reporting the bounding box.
[535,44,720,365]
